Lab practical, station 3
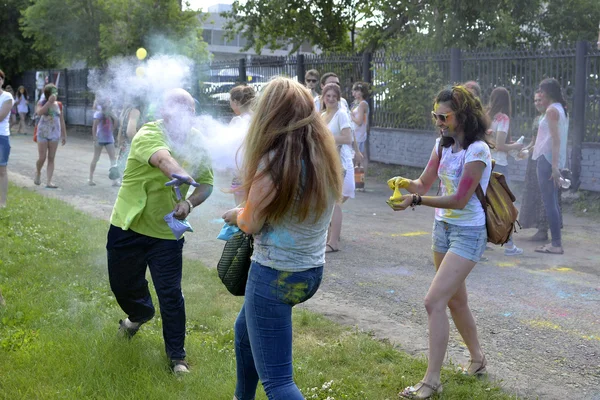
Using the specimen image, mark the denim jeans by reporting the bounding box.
[106,225,187,360]
[536,156,562,247]
[234,262,323,400]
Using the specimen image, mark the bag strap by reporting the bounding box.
[475,184,487,214]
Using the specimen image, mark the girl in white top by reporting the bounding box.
[321,83,353,253]
[351,81,370,185]
[229,85,256,205]
[532,78,569,255]
[16,86,29,134]
[487,87,524,256]
[390,86,493,399]
[0,69,15,207]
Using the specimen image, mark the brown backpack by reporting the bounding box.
[437,140,519,245]
[475,166,520,245]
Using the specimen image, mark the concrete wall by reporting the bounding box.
[369,127,600,192]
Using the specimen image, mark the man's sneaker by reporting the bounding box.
[118,318,141,338]
[504,246,524,256]
[171,359,190,374]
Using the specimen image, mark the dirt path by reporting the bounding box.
[6,128,600,399]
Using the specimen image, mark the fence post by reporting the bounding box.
[362,52,373,161]
[63,68,69,109]
[297,54,305,85]
[571,40,588,191]
[450,48,462,84]
[239,58,247,84]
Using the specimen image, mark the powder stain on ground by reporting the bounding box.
[391,231,429,237]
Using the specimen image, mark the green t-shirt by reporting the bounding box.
[110,120,214,239]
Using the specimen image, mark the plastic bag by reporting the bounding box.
[163,212,193,239]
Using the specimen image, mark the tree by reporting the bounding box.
[0,0,52,80]
[539,0,600,44]
[222,0,357,54]
[20,0,209,67]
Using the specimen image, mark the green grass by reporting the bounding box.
[0,184,517,399]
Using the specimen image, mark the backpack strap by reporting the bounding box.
[475,184,487,214]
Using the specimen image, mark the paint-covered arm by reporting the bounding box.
[237,172,278,234]
[389,160,486,211]
[389,147,440,195]
[126,109,141,140]
[494,131,523,152]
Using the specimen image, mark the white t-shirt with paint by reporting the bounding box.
[434,138,492,226]
[0,91,15,136]
[326,109,354,171]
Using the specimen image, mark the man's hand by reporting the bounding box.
[165,173,200,200]
[173,201,192,220]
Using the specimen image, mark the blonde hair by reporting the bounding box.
[240,77,342,223]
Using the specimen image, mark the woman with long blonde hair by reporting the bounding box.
[222,77,342,400]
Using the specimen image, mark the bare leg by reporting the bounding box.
[46,141,59,186]
[327,202,343,251]
[18,112,26,134]
[35,140,49,184]
[411,252,478,397]
[0,166,7,207]
[436,253,484,364]
[89,144,103,183]
[106,143,117,166]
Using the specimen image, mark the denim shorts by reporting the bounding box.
[432,219,487,262]
[0,135,10,166]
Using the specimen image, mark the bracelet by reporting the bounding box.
[411,194,422,208]
[185,199,194,213]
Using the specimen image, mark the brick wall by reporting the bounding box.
[369,128,600,192]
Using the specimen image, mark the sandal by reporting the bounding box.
[463,355,487,376]
[325,244,339,253]
[534,244,564,255]
[399,381,443,399]
[45,184,58,189]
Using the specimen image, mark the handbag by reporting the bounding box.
[217,231,253,296]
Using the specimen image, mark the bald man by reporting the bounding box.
[107,88,213,374]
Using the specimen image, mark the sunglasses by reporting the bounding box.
[306,79,317,83]
[431,111,453,123]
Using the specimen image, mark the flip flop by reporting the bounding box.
[325,244,339,253]
[534,244,564,255]
[45,184,58,189]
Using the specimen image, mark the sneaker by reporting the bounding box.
[118,318,140,338]
[171,359,190,374]
[108,166,120,180]
[504,246,524,256]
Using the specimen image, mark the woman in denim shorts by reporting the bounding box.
[388,86,493,399]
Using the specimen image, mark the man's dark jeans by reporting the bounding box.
[107,224,186,360]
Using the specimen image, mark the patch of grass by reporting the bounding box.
[0,184,517,399]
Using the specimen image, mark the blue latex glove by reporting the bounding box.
[165,173,201,200]
[164,212,193,239]
[217,223,240,241]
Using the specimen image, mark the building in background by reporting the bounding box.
[202,4,318,61]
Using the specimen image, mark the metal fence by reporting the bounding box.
[15,42,600,143]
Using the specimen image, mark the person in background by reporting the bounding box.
[519,91,563,241]
[314,72,350,113]
[89,98,118,186]
[532,78,569,255]
[463,80,482,100]
[229,85,256,205]
[34,83,67,188]
[390,86,492,399]
[16,86,29,135]
[305,69,320,98]
[321,83,354,253]
[114,97,151,186]
[221,77,342,400]
[351,81,370,184]
[107,88,214,374]
[0,69,14,208]
[486,87,524,256]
